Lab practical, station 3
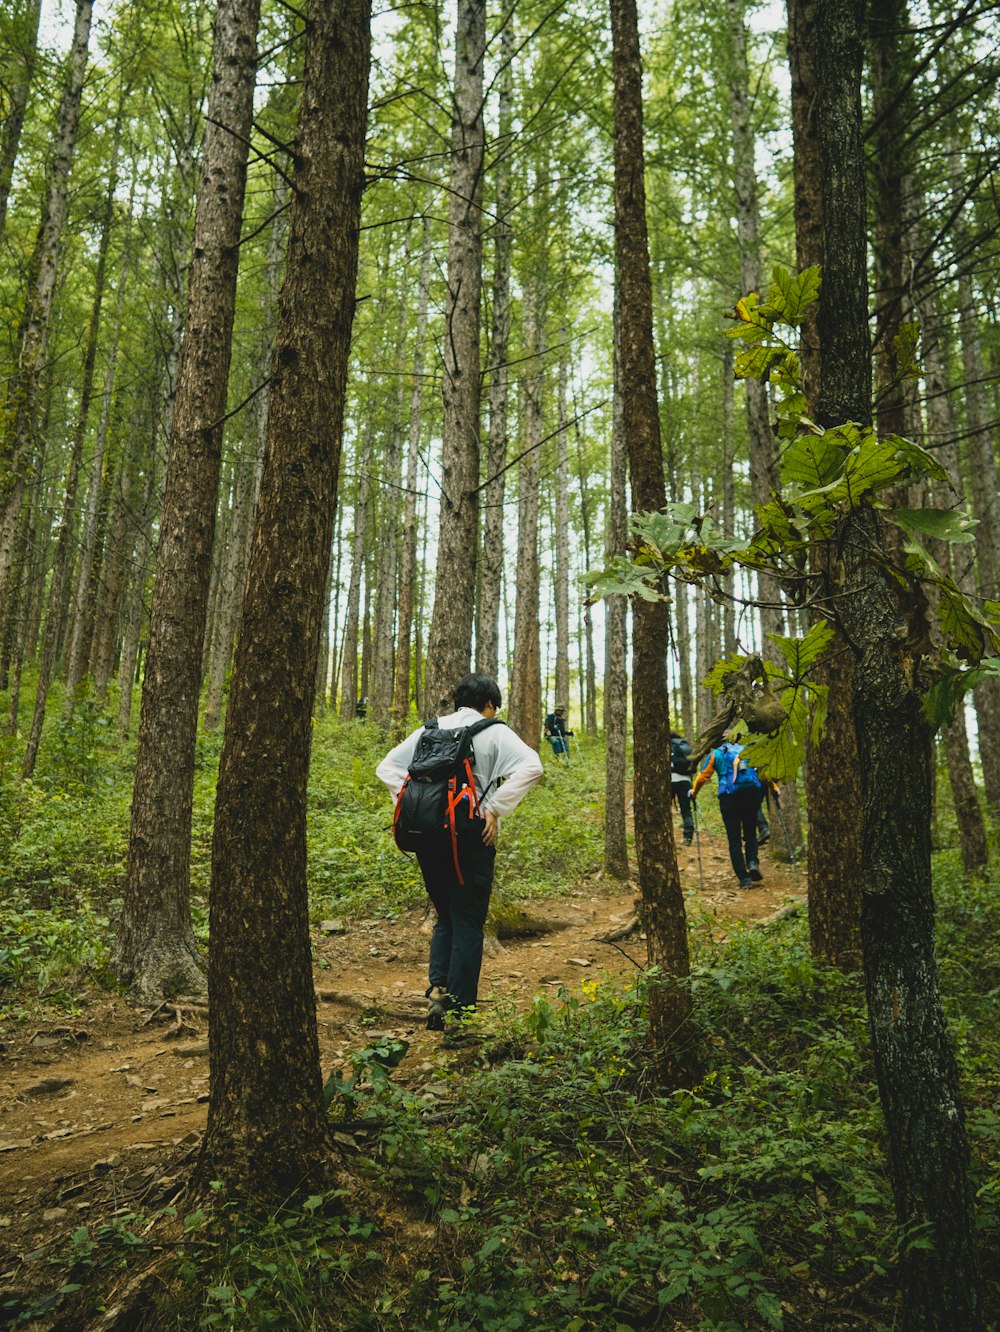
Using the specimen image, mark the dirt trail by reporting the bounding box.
[0,827,803,1292]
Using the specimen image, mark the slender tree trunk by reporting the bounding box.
[424,0,485,713]
[918,274,989,874]
[115,0,261,1002]
[0,0,93,627]
[0,0,43,242]
[477,38,513,681]
[338,423,373,721]
[817,0,983,1320]
[789,0,863,966]
[392,222,432,738]
[197,0,370,1197]
[117,423,158,738]
[554,341,570,712]
[508,282,544,748]
[611,0,691,1079]
[22,122,122,776]
[369,284,408,730]
[604,296,629,881]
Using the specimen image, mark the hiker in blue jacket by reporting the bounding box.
[692,733,765,889]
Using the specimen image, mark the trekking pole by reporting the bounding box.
[775,798,799,873]
[691,800,705,891]
[570,729,581,756]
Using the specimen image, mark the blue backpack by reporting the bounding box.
[712,743,762,796]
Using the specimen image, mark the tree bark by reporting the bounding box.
[554,341,571,712]
[392,223,432,737]
[197,0,371,1196]
[604,295,629,881]
[338,422,373,721]
[423,0,485,714]
[475,25,513,682]
[507,280,544,750]
[115,0,261,1002]
[816,0,983,1319]
[789,0,862,967]
[611,0,691,1081]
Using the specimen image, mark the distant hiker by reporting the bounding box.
[669,730,695,845]
[544,705,571,758]
[355,696,368,721]
[692,734,765,889]
[377,673,543,1044]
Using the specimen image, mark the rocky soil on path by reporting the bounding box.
[0,826,803,1322]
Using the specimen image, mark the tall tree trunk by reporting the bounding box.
[611,0,691,1079]
[918,273,989,874]
[554,341,571,712]
[572,390,598,736]
[392,222,432,738]
[369,274,409,730]
[508,282,544,749]
[955,250,1000,819]
[816,0,983,1320]
[115,0,261,1002]
[117,422,158,738]
[424,0,485,714]
[0,0,43,242]
[604,296,629,881]
[789,0,863,967]
[0,0,93,628]
[203,180,285,732]
[197,0,371,1197]
[476,27,513,681]
[338,423,373,721]
[22,119,122,776]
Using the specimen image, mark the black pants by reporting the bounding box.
[718,787,763,880]
[671,780,694,840]
[416,826,496,1011]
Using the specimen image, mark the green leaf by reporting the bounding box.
[733,344,786,380]
[761,263,821,324]
[924,657,1000,729]
[890,507,978,544]
[780,431,849,490]
[585,558,663,603]
[936,583,1000,664]
[886,433,949,485]
[765,621,836,680]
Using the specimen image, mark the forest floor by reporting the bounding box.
[0,823,803,1323]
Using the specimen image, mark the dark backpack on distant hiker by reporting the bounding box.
[670,736,692,778]
[713,742,762,796]
[392,717,501,881]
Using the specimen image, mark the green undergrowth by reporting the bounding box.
[31,870,999,1331]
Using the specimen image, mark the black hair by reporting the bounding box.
[454,672,502,711]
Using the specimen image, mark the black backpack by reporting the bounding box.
[670,736,692,777]
[392,717,501,881]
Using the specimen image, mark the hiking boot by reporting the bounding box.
[683,834,693,846]
[757,827,770,846]
[748,862,763,881]
[426,986,449,1031]
[739,875,754,889]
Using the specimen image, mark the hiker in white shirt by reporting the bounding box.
[377,673,542,1040]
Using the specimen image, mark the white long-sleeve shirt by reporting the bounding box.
[376,707,543,820]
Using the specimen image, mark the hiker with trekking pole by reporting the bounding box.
[691,731,767,890]
[376,673,543,1047]
[543,704,572,764]
[669,730,695,847]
